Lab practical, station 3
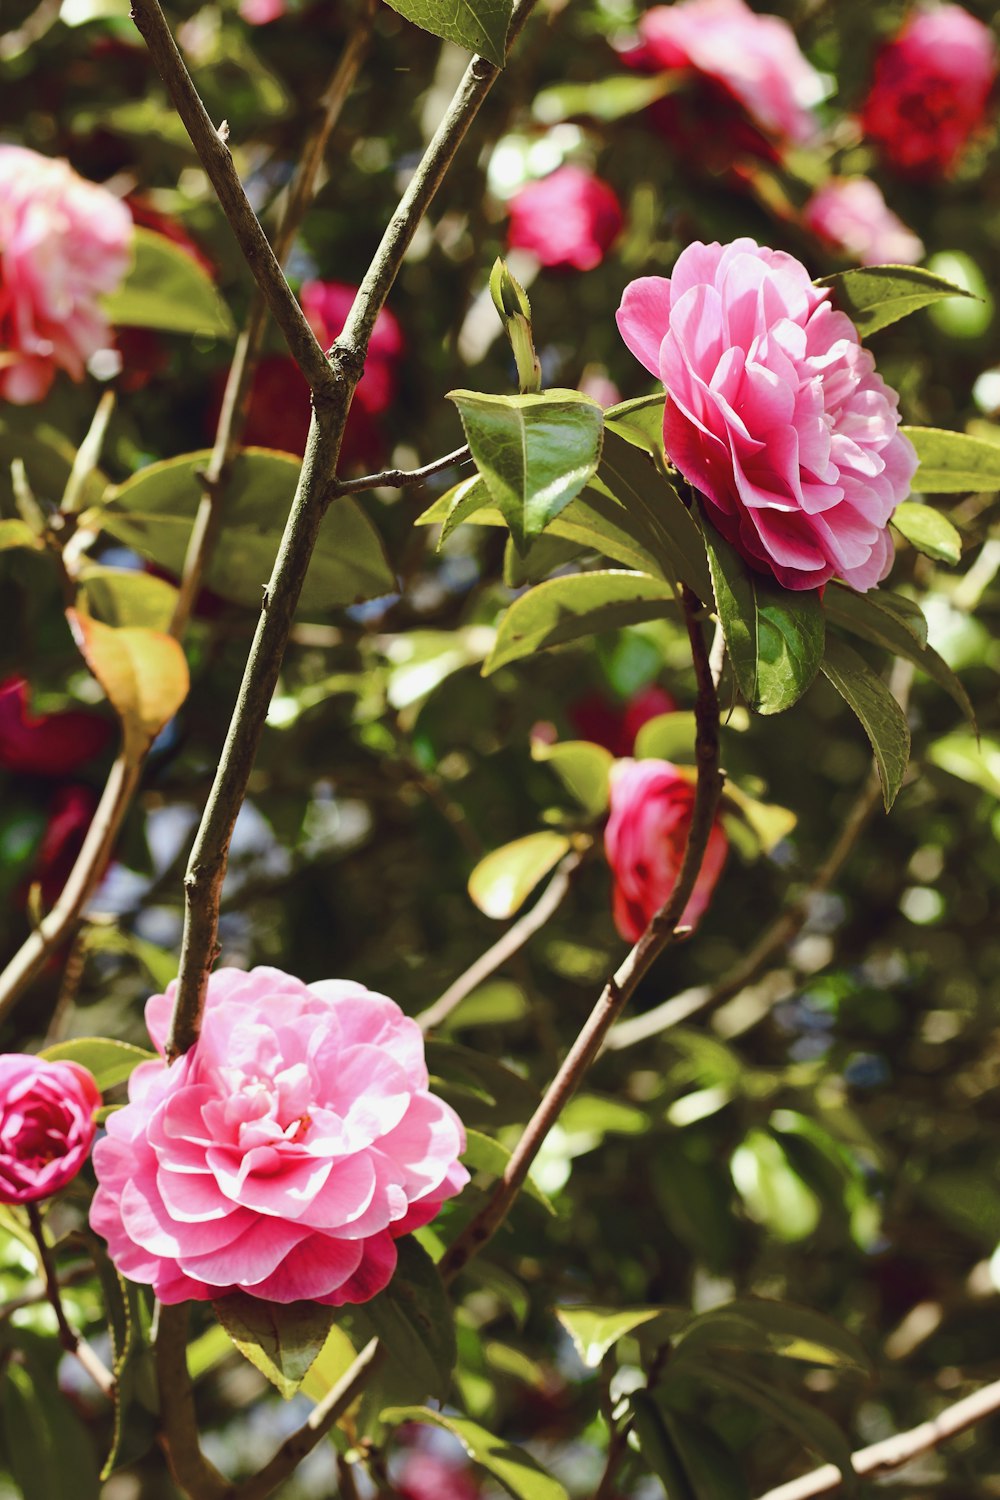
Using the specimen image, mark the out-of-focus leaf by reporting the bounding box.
[919,1171,1000,1244]
[1,1355,100,1500]
[440,980,528,1031]
[381,1406,569,1500]
[634,710,697,763]
[382,0,512,65]
[891,501,962,564]
[425,1042,539,1124]
[533,74,676,124]
[468,831,571,918]
[928,733,1000,799]
[820,636,910,810]
[40,1037,155,1091]
[67,609,189,757]
[723,783,797,853]
[672,1298,871,1374]
[655,1405,750,1500]
[214,1293,336,1400]
[730,1129,821,1242]
[555,1305,666,1367]
[462,1129,554,1212]
[903,425,1000,493]
[629,1389,697,1499]
[79,566,178,631]
[0,518,42,551]
[825,586,973,725]
[103,227,233,336]
[0,414,106,514]
[485,570,676,675]
[818,264,973,335]
[560,1093,648,1142]
[531,738,613,814]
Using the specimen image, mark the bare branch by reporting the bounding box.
[155,1305,230,1500]
[334,444,472,496]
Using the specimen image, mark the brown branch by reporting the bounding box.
[155,1305,230,1500]
[333,444,472,496]
[27,1204,115,1398]
[756,1376,1000,1500]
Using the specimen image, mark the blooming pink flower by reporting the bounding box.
[91,968,468,1306]
[630,0,822,146]
[240,0,285,20]
[0,678,112,777]
[605,758,728,941]
[861,5,997,177]
[0,1055,100,1205]
[0,146,133,403]
[803,179,924,267]
[507,166,624,272]
[616,238,918,591]
[570,685,678,758]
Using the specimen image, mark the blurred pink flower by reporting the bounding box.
[605,758,728,941]
[861,5,997,176]
[507,166,624,271]
[0,1055,100,1205]
[395,1450,482,1500]
[240,0,285,19]
[91,968,468,1305]
[0,678,112,776]
[617,238,917,591]
[803,178,924,266]
[0,145,132,403]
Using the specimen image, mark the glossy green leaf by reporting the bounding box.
[891,502,962,564]
[820,636,910,809]
[468,831,571,918]
[354,1238,456,1404]
[449,389,604,550]
[417,474,495,543]
[817,264,974,335]
[102,449,395,612]
[604,393,666,456]
[382,0,512,65]
[928,733,1000,799]
[462,1128,554,1212]
[381,1406,569,1500]
[706,531,824,715]
[531,738,613,814]
[672,1298,871,1374]
[214,1294,335,1400]
[634,710,697,763]
[825,586,973,725]
[485,570,676,675]
[104,227,233,337]
[903,425,1000,493]
[597,430,711,598]
[533,73,676,124]
[79,566,179,631]
[40,1037,155,1091]
[555,1305,666,1367]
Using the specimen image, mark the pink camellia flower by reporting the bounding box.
[90,968,468,1306]
[605,758,728,941]
[628,0,823,148]
[0,145,133,404]
[240,0,285,20]
[803,178,924,267]
[861,5,997,177]
[0,1055,100,1205]
[507,166,624,272]
[616,238,918,591]
[0,678,112,776]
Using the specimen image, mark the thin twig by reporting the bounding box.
[756,1376,1000,1500]
[27,1204,115,1398]
[416,849,585,1033]
[333,444,472,495]
[61,391,116,517]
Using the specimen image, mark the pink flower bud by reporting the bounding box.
[0,1056,100,1205]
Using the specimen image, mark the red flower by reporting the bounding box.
[0,679,112,777]
[570,685,677,758]
[29,785,97,909]
[507,166,623,271]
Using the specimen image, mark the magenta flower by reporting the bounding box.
[507,166,624,272]
[605,759,728,942]
[0,146,133,403]
[0,678,112,777]
[803,179,924,268]
[90,968,469,1306]
[616,239,918,591]
[570,686,678,758]
[0,1056,100,1205]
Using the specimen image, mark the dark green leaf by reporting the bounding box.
[820,636,911,809]
[891,502,962,564]
[462,1128,555,1213]
[629,1389,697,1500]
[504,532,585,587]
[39,1037,155,1091]
[825,586,973,726]
[381,0,512,65]
[903,425,1000,493]
[449,389,604,550]
[656,1407,750,1500]
[817,265,974,336]
[79,566,178,631]
[381,1406,569,1500]
[672,1298,871,1375]
[213,1293,336,1399]
[555,1305,667,1367]
[424,1041,540,1126]
[102,449,395,612]
[354,1238,456,1404]
[485,570,676,676]
[1,1355,100,1500]
[530,738,613,814]
[598,430,711,598]
[467,831,572,918]
[706,530,824,715]
[103,227,234,337]
[0,414,106,516]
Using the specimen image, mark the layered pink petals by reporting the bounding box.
[0,1055,100,1204]
[507,166,624,272]
[605,759,728,942]
[616,238,917,591]
[91,968,468,1306]
[0,146,132,404]
[804,179,924,267]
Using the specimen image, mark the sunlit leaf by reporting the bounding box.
[531,739,613,814]
[214,1293,335,1400]
[672,1297,871,1374]
[468,831,571,918]
[382,0,513,65]
[104,227,233,337]
[40,1037,155,1091]
[485,570,676,675]
[555,1305,666,1367]
[891,501,962,564]
[903,425,1000,493]
[67,609,189,757]
[818,264,974,336]
[79,566,178,631]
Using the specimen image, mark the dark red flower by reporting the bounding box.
[0,679,112,777]
[570,685,677,758]
[28,785,97,909]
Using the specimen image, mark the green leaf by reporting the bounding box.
[820,636,910,809]
[0,413,107,515]
[533,74,676,124]
[530,739,613,814]
[462,1128,554,1213]
[468,831,571,918]
[79,566,179,631]
[0,518,42,551]
[604,393,667,457]
[213,1293,335,1400]
[504,532,585,588]
[381,1406,569,1500]
[424,1042,540,1126]
[817,264,974,336]
[381,0,512,65]
[730,1129,821,1242]
[824,586,973,726]
[629,1389,697,1500]
[706,530,824,715]
[723,783,797,854]
[417,474,495,543]
[656,1407,750,1500]
[67,610,190,759]
[1,1355,100,1500]
[672,1298,871,1375]
[354,1238,456,1404]
[299,1324,359,1404]
[891,502,962,564]
[104,227,233,337]
[102,449,395,612]
[39,1037,156,1091]
[555,1305,666,1367]
[598,430,711,598]
[903,425,1000,493]
[448,389,604,550]
[634,710,697,763]
[485,570,676,676]
[928,733,1000,799]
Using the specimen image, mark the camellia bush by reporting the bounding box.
[2,0,1000,1495]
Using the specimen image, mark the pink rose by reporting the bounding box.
[90,968,469,1306]
[803,178,924,267]
[631,0,822,146]
[861,5,997,177]
[605,759,728,941]
[616,238,918,591]
[507,166,624,272]
[0,1055,100,1205]
[0,678,112,777]
[0,146,133,404]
